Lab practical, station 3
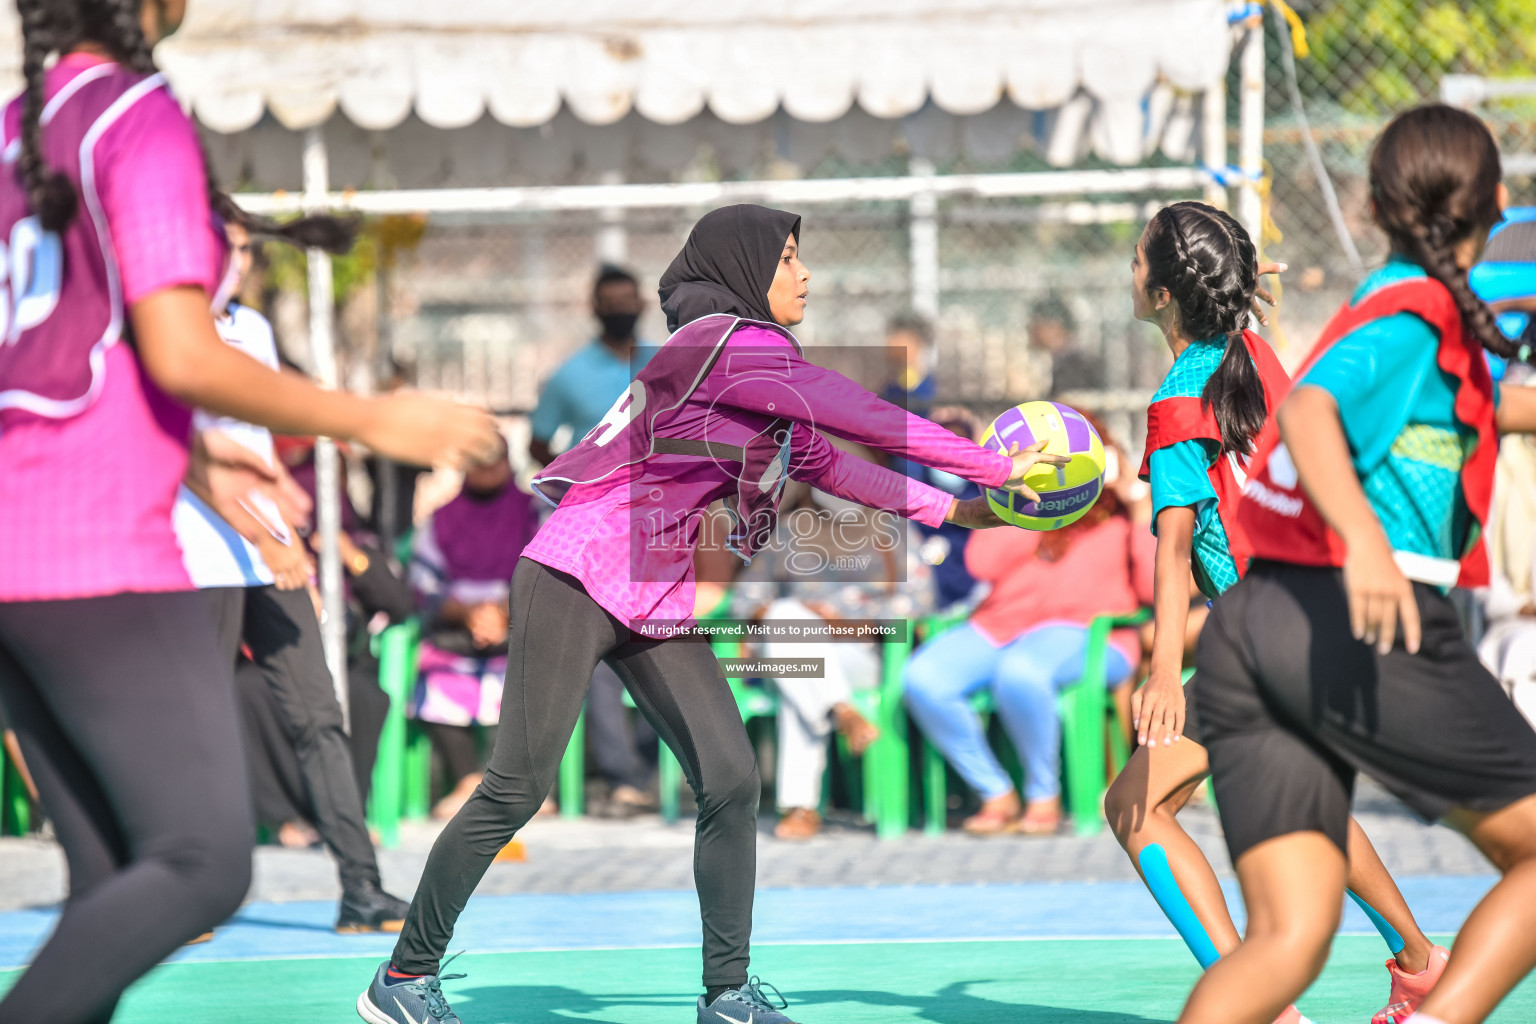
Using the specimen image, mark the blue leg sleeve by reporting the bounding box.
[1347,888,1405,954]
[1138,843,1221,969]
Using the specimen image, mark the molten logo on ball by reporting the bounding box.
[979,401,1106,532]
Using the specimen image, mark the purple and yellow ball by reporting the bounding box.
[979,401,1106,531]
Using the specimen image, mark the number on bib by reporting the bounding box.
[588,380,647,447]
[0,216,64,346]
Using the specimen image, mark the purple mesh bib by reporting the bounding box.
[532,313,798,562]
[0,68,176,420]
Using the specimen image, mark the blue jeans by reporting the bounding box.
[903,622,1132,801]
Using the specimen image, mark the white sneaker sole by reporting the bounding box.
[356,990,397,1024]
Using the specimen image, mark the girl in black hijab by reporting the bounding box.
[658,205,803,330]
[359,205,1056,1024]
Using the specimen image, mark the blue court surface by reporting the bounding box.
[3,877,1535,1021]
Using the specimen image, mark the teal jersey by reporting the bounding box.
[1148,336,1240,597]
[1297,256,1496,562]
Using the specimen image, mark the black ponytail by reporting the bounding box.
[210,193,360,256]
[1142,201,1267,457]
[1369,105,1516,360]
[16,0,77,232]
[1204,331,1266,457]
[14,0,357,256]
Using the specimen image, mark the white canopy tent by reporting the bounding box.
[0,0,1266,707]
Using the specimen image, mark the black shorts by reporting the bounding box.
[1193,560,1536,862]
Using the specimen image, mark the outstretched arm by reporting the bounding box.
[712,336,1012,485]
[788,426,1035,530]
[133,287,500,470]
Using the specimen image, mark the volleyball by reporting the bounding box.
[979,401,1106,531]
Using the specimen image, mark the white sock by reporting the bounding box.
[1402,1014,1450,1024]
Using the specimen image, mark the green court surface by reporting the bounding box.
[10,936,1536,1024]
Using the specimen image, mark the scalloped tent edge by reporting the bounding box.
[0,0,1234,137]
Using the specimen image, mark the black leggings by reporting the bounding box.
[393,558,760,988]
[0,592,252,1024]
[236,658,391,831]
[205,585,380,890]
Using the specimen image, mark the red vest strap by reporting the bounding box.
[1238,278,1495,585]
[1138,330,1288,480]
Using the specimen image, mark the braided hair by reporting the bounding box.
[1368,104,1513,359]
[1141,200,1266,457]
[14,0,356,252]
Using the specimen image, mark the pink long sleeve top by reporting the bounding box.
[522,325,1012,626]
[0,54,225,601]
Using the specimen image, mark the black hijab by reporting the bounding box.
[658,205,802,333]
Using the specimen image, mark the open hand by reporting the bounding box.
[189,430,310,532]
[1132,671,1186,748]
[359,392,503,470]
[1001,439,1070,504]
[1343,530,1420,655]
[1251,261,1288,326]
[260,535,312,591]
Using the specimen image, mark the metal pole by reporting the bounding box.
[1202,79,1227,210]
[304,125,349,730]
[909,158,939,319]
[1237,14,1265,247]
[596,169,628,265]
[232,165,1213,217]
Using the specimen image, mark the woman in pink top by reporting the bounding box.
[361,205,1061,1024]
[0,3,498,1022]
[904,419,1155,835]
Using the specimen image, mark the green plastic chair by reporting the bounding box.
[0,742,30,837]
[915,609,1151,837]
[369,619,588,845]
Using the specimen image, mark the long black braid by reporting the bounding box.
[1369,104,1516,360]
[1141,200,1268,457]
[14,0,356,253]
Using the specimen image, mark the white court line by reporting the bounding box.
[0,931,1403,971]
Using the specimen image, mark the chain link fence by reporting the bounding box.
[1258,0,1536,356]
[348,194,1196,458]
[258,2,1536,461]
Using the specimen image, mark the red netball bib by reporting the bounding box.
[1238,278,1496,587]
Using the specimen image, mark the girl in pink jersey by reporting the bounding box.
[359,205,1061,1024]
[0,3,499,1021]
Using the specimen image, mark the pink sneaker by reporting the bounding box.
[1372,945,1451,1024]
[1272,1006,1313,1024]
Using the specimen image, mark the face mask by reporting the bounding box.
[598,312,639,340]
[928,468,969,495]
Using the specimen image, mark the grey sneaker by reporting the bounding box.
[357,955,466,1024]
[697,978,799,1024]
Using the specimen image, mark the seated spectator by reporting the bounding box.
[1478,372,1536,724]
[904,415,1153,835]
[408,437,541,819]
[735,470,938,840]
